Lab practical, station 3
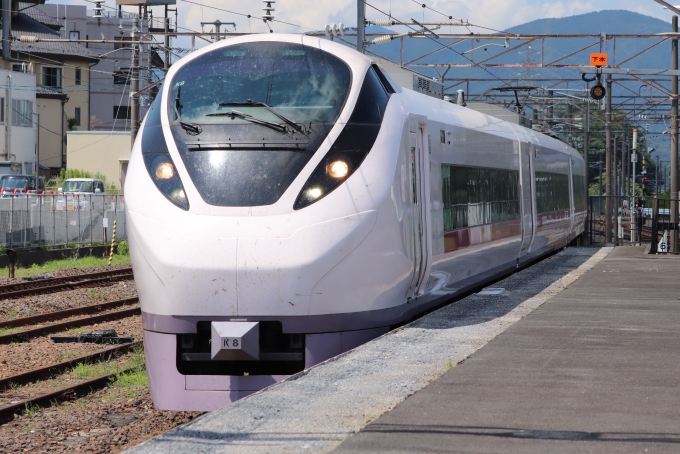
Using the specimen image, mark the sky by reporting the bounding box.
[47,0,680,40]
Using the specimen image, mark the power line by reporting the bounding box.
[362,1,512,89]
[181,0,315,31]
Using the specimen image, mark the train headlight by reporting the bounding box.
[143,154,189,210]
[141,109,190,211]
[155,162,175,180]
[294,147,370,210]
[327,160,349,179]
[306,187,323,199]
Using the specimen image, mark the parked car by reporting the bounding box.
[61,178,106,195]
[0,174,45,196]
[58,178,107,210]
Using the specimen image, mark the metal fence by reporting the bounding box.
[587,195,680,252]
[587,195,650,246]
[0,194,126,249]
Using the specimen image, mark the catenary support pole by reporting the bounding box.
[130,18,140,147]
[671,16,679,253]
[605,73,613,244]
[164,6,170,73]
[357,0,365,54]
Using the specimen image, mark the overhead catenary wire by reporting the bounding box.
[361,0,514,89]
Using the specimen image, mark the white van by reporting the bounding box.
[58,178,107,210]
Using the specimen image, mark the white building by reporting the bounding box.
[0,69,37,175]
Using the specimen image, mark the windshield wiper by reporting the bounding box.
[206,109,287,134]
[179,121,202,135]
[219,100,305,134]
[172,87,203,135]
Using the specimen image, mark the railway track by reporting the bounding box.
[0,267,134,300]
[0,297,140,344]
[0,362,144,423]
[0,294,143,423]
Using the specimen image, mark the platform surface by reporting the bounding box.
[334,246,680,453]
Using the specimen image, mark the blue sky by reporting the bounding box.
[47,0,680,37]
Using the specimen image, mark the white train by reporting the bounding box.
[125,34,586,411]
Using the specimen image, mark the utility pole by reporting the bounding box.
[584,82,590,244]
[130,17,140,147]
[2,0,9,62]
[357,0,365,53]
[164,5,170,72]
[632,128,638,244]
[657,155,661,194]
[672,15,679,253]
[613,135,619,244]
[605,73,613,245]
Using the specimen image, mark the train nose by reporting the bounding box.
[236,210,377,316]
[128,210,377,318]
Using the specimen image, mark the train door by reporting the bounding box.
[406,126,431,299]
[568,157,575,237]
[406,132,423,300]
[519,142,534,259]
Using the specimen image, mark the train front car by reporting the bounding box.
[125,35,413,411]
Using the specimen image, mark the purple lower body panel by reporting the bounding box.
[144,325,388,411]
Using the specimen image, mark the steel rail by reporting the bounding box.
[0,297,138,329]
[0,364,145,423]
[0,307,141,344]
[0,341,143,390]
[0,268,134,300]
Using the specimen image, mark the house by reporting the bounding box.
[0,68,37,175]
[36,3,152,132]
[0,1,100,175]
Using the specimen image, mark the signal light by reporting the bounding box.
[590,83,606,100]
[642,175,648,189]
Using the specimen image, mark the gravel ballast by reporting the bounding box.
[126,247,611,454]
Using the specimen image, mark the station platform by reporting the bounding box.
[334,246,680,453]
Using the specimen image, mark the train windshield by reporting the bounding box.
[169,42,352,125]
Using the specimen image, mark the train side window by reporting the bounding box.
[372,64,396,94]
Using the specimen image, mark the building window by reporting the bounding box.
[12,64,27,73]
[74,107,81,126]
[75,67,81,85]
[113,105,131,120]
[0,98,5,123]
[113,68,130,85]
[42,67,62,89]
[114,37,133,50]
[11,100,33,127]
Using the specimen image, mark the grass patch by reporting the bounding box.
[0,327,17,336]
[65,326,86,334]
[22,402,40,417]
[90,289,106,300]
[112,368,148,388]
[0,254,131,279]
[70,361,120,380]
[55,350,82,363]
[5,381,21,391]
[446,360,453,370]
